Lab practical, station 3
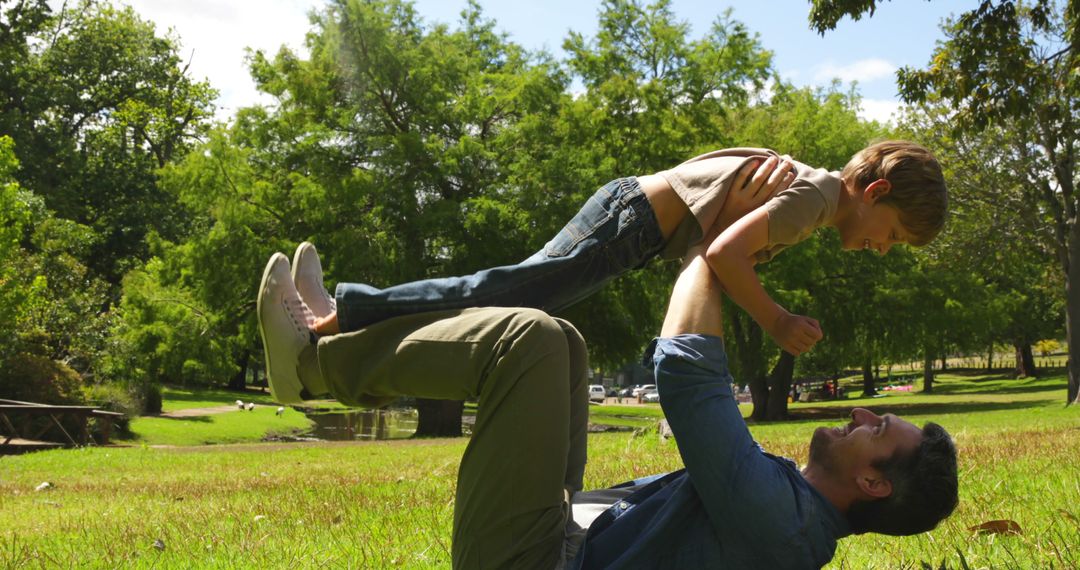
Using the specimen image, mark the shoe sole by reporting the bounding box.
[290,242,314,284]
[257,253,303,404]
[292,241,334,319]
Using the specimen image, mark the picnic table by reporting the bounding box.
[0,398,125,454]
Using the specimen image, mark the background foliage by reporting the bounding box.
[0,0,1073,422]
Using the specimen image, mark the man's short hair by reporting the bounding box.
[847,422,959,535]
[841,140,948,246]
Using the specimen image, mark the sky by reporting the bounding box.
[66,0,980,123]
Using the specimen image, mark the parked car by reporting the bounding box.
[618,386,637,397]
[631,384,657,397]
[642,389,661,403]
[588,385,606,402]
[606,387,619,397]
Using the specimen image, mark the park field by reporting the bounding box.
[1,372,1077,568]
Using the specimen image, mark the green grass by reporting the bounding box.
[126,386,315,447]
[2,373,1077,568]
[156,386,280,413]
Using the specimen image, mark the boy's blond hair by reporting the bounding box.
[841,140,947,246]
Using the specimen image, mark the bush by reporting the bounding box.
[139,382,163,415]
[1034,339,1061,357]
[0,353,85,405]
[82,382,140,436]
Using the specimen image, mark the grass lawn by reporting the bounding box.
[2,372,1077,568]
[125,386,318,447]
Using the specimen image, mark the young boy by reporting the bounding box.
[264,140,946,404]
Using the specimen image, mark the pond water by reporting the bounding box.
[302,408,420,441]
[299,408,627,441]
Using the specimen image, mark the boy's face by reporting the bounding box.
[836,180,909,254]
[837,203,908,254]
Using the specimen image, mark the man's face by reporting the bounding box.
[807,408,923,485]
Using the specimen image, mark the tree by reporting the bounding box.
[809,1,1079,404]
[0,135,117,408]
[128,0,575,432]
[898,102,1065,380]
[1,0,216,290]
[555,0,774,369]
[724,82,888,419]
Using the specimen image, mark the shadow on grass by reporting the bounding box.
[774,399,1059,423]
[930,383,1064,397]
[161,385,272,405]
[146,414,215,423]
[939,366,1067,378]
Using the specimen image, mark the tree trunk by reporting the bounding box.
[765,351,795,421]
[986,343,994,372]
[1066,232,1080,404]
[1013,342,1037,378]
[730,310,769,421]
[413,399,463,437]
[228,350,249,391]
[748,374,769,421]
[861,358,876,397]
[923,346,935,393]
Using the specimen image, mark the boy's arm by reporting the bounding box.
[704,208,822,356]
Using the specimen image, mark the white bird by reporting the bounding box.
[276,406,285,416]
[246,402,255,411]
[236,400,245,409]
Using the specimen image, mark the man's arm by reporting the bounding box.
[704,209,822,356]
[648,247,812,550]
[655,250,802,546]
[661,247,725,338]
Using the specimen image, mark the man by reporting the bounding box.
[572,247,959,568]
[257,161,958,568]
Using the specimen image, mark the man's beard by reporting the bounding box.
[808,428,838,474]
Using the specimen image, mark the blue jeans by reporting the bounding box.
[335,177,667,332]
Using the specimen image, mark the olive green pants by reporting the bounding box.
[314,307,589,569]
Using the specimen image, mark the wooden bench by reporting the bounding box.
[0,399,125,454]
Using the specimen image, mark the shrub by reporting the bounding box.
[82,382,139,435]
[0,353,85,405]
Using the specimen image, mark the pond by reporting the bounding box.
[302,408,420,441]
[298,407,629,441]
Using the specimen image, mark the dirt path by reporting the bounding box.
[157,405,241,418]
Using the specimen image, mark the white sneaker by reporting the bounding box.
[258,253,316,404]
[292,242,336,320]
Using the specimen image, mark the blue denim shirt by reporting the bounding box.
[571,335,850,569]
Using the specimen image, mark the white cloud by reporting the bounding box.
[812,58,897,84]
[44,0,323,120]
[124,0,323,119]
[858,98,902,124]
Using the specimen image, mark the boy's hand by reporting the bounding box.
[769,310,823,356]
[711,156,796,241]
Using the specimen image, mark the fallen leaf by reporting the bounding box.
[152,539,166,551]
[969,520,1022,535]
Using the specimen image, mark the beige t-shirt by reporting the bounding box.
[654,148,842,262]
